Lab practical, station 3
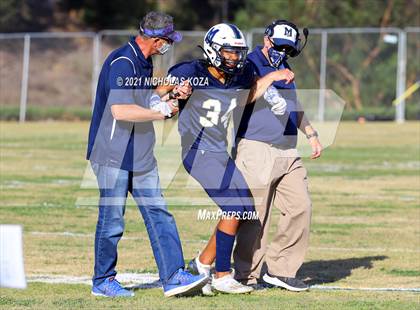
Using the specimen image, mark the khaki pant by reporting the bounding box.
[233,139,312,283]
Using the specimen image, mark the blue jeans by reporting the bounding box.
[91,163,185,286]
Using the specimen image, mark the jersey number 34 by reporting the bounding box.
[199,99,237,129]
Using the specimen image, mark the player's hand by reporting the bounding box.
[309,137,323,159]
[270,69,294,84]
[173,80,192,99]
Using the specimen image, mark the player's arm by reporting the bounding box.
[244,69,294,105]
[156,77,192,100]
[148,75,192,118]
[156,84,175,97]
[157,63,195,105]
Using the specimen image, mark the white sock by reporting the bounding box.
[196,257,211,275]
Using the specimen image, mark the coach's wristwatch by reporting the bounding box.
[306,131,319,139]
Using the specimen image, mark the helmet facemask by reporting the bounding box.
[213,44,248,75]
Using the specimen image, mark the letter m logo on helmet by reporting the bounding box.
[284,27,292,37]
[205,27,219,44]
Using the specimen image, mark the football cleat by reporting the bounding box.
[211,269,253,294]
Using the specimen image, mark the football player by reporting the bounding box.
[157,23,294,294]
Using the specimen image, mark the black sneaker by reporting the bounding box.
[262,273,309,292]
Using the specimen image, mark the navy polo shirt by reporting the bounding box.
[87,37,156,172]
[233,46,299,148]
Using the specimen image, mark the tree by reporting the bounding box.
[0,0,54,32]
[233,0,420,111]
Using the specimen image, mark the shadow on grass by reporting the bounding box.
[126,256,388,291]
[297,255,388,285]
[127,280,161,290]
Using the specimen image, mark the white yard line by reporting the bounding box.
[309,285,420,292]
[26,273,420,292]
[28,231,420,253]
[310,246,420,253]
[28,273,160,287]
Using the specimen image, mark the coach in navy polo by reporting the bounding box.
[233,20,323,292]
[86,12,207,298]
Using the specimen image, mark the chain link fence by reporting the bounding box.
[0,28,418,122]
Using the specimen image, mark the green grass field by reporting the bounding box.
[0,121,419,309]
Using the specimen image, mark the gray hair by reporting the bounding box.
[139,11,173,37]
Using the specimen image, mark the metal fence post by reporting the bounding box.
[169,42,176,67]
[246,30,253,49]
[318,30,328,122]
[19,34,30,123]
[395,30,407,123]
[91,33,101,111]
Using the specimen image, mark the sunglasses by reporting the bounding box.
[269,39,295,54]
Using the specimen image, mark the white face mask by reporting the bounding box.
[157,42,171,54]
